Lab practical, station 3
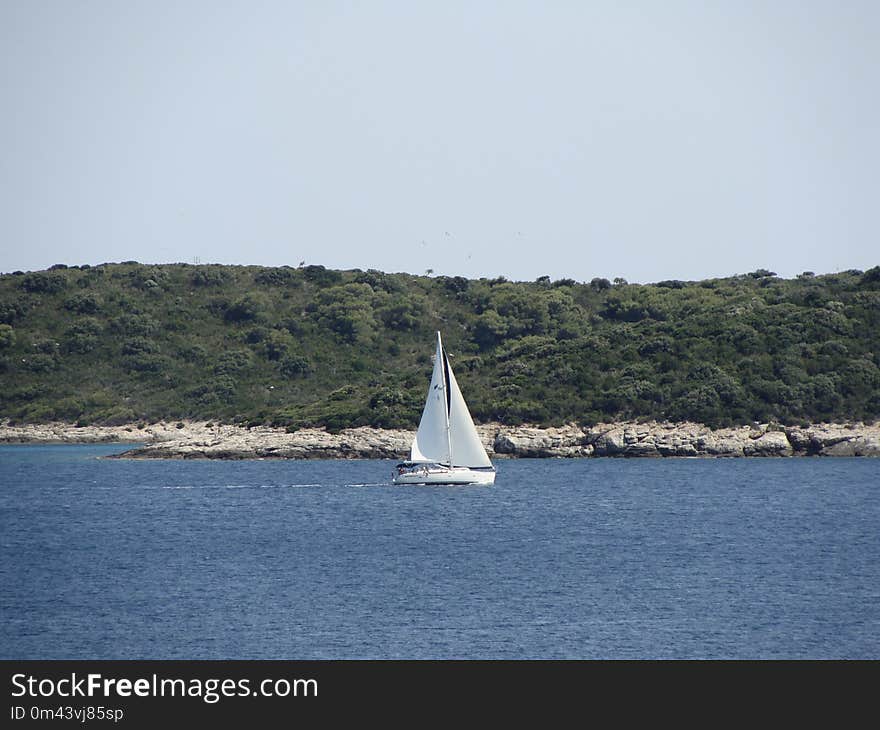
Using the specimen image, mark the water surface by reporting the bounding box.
[1,445,877,658]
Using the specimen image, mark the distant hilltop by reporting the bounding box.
[1,263,878,430]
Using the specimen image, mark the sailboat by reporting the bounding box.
[392,332,496,485]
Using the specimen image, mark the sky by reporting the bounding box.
[1,0,878,283]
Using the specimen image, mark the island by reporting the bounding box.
[1,262,878,452]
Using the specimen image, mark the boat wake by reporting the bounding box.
[154,483,323,490]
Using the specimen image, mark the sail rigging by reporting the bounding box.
[409,332,491,468]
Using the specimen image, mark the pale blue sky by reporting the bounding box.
[1,1,877,282]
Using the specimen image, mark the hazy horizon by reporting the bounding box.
[2,2,878,282]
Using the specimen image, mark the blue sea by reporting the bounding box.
[0,444,877,659]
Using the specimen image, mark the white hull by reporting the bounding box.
[392,465,495,486]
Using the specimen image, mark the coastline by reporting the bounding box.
[2,419,879,459]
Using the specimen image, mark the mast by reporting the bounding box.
[437,331,452,466]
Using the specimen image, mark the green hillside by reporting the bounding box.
[1,263,878,430]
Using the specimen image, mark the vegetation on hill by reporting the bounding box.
[1,263,878,430]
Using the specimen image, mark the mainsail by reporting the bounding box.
[410,333,450,464]
[410,332,491,468]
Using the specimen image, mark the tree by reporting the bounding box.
[309,284,376,342]
[473,309,508,349]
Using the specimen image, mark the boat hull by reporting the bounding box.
[392,464,495,486]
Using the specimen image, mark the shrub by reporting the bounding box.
[112,313,159,336]
[0,324,14,349]
[21,273,67,293]
[301,265,342,287]
[121,337,159,356]
[190,267,228,287]
[261,330,293,361]
[279,354,312,378]
[223,293,268,324]
[213,350,253,375]
[377,296,424,331]
[254,268,296,286]
[64,319,103,354]
[0,299,27,324]
[63,293,101,314]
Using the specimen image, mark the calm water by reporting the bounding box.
[0,444,877,659]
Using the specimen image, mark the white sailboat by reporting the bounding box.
[392,332,496,485]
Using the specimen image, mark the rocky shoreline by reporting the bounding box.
[1,419,879,459]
